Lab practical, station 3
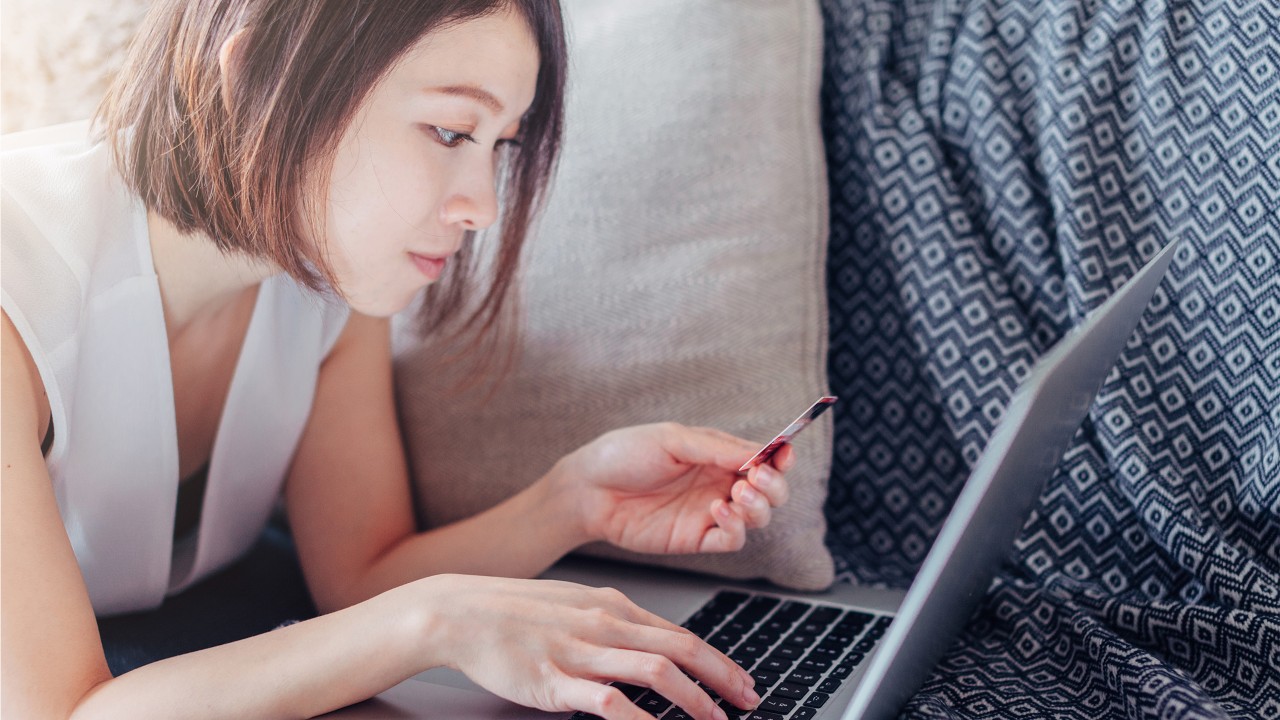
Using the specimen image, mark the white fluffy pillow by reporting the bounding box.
[393,0,835,590]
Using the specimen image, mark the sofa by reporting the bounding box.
[3,1,1276,718]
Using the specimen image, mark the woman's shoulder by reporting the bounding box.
[2,123,146,293]
[2,121,119,214]
[2,123,151,375]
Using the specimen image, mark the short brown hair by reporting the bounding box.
[96,0,565,343]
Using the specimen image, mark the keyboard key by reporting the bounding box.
[864,617,892,639]
[718,699,749,719]
[807,645,842,662]
[749,669,780,688]
[840,651,866,668]
[636,692,672,716]
[823,631,856,646]
[773,601,812,623]
[682,609,723,635]
[615,683,647,701]
[792,709,817,720]
[709,633,740,652]
[803,692,830,708]
[748,630,780,645]
[818,678,843,694]
[786,670,821,686]
[783,633,817,647]
[830,664,854,680]
[798,604,839,632]
[708,591,751,613]
[660,710,691,720]
[796,620,830,636]
[738,596,781,623]
[569,713,603,720]
[811,606,842,621]
[837,610,875,627]
[769,682,808,701]
[769,645,803,661]
[759,696,796,714]
[735,642,769,659]
[745,713,785,720]
[760,619,796,636]
[756,656,794,673]
[798,656,833,672]
[833,618,869,635]
[817,638,850,653]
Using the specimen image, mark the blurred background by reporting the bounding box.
[0,0,152,133]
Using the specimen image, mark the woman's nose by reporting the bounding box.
[440,162,500,231]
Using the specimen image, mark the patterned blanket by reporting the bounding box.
[819,1,1280,717]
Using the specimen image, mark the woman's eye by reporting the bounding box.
[427,125,476,148]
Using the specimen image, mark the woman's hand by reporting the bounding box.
[415,574,760,720]
[550,423,796,556]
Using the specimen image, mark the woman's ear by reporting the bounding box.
[218,29,248,111]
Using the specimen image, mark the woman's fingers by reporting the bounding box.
[567,591,757,716]
[730,479,773,529]
[589,649,729,720]
[668,425,760,472]
[617,626,760,713]
[555,677,650,720]
[598,598,757,704]
[745,462,789,508]
[769,442,797,473]
[700,499,747,553]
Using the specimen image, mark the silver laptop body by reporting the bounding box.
[325,237,1179,720]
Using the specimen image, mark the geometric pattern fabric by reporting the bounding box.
[820,1,1280,716]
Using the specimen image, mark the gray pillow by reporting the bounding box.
[393,0,835,590]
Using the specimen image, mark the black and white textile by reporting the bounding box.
[819,1,1280,717]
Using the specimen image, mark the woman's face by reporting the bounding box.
[320,8,539,317]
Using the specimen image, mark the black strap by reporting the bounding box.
[172,463,211,540]
[40,421,54,457]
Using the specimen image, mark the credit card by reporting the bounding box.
[738,396,838,473]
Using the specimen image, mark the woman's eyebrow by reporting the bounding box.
[424,84,506,115]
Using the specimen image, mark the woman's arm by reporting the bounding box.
[0,313,441,719]
[285,313,790,614]
[2,311,111,718]
[283,312,591,614]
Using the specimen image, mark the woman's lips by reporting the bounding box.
[409,252,447,281]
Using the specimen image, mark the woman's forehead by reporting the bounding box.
[391,9,540,119]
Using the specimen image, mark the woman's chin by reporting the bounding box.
[341,285,423,319]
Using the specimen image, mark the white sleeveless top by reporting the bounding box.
[1,130,350,616]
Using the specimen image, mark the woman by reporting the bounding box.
[0,1,793,718]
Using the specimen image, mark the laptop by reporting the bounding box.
[324,237,1180,720]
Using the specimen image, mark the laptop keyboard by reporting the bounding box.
[570,590,893,720]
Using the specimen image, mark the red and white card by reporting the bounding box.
[738,396,838,473]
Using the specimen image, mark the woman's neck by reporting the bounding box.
[147,210,281,338]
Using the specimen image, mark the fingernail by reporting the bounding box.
[714,707,729,720]
[755,466,775,486]
[716,502,731,519]
[744,687,761,707]
[741,485,759,503]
